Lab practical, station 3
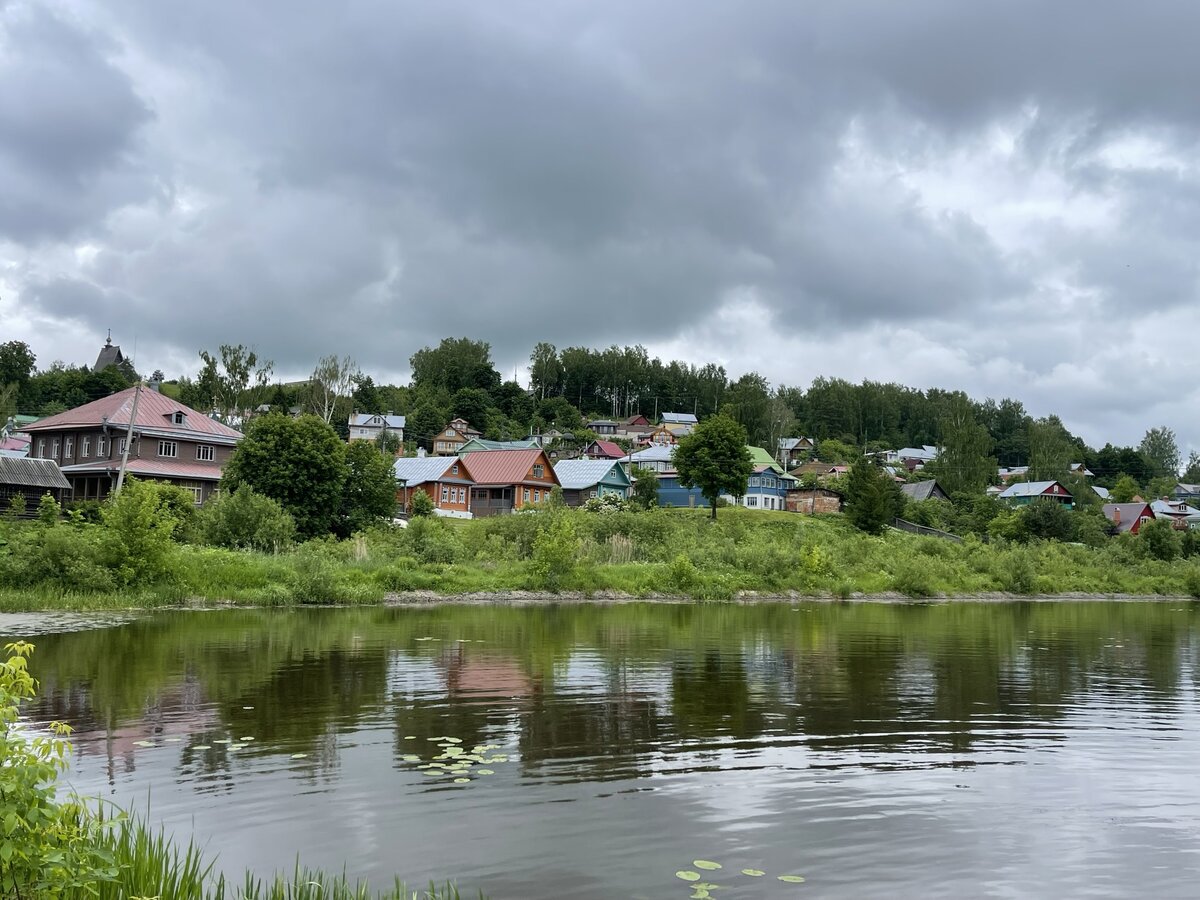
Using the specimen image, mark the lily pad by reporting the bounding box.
[240,737,255,742]
[675,871,701,883]
[242,705,254,710]
[133,740,155,748]
[193,745,212,751]
[422,771,441,777]
[741,869,765,877]
[453,777,471,784]
[690,892,711,900]
[694,860,722,871]
[164,737,182,743]
[777,875,806,884]
[404,735,416,740]
[440,737,463,744]
[402,754,420,763]
[290,753,308,759]
[475,768,495,775]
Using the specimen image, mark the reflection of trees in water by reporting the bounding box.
[10,601,1200,779]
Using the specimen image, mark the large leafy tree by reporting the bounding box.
[1140,426,1181,480]
[222,414,347,538]
[845,456,904,534]
[929,395,996,496]
[0,340,36,387]
[410,337,501,396]
[1028,416,1077,482]
[673,414,752,520]
[337,440,398,536]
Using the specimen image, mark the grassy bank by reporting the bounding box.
[3,506,1200,611]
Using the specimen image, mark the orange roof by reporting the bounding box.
[26,387,243,442]
[460,449,559,487]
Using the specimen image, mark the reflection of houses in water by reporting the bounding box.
[441,647,537,700]
[31,674,220,781]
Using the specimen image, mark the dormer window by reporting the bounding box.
[173,411,185,425]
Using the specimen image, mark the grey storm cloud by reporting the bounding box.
[6,0,1200,449]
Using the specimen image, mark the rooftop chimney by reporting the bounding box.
[417,447,426,458]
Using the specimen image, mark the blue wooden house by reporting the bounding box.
[553,459,632,506]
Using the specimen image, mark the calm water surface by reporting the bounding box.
[7,602,1200,898]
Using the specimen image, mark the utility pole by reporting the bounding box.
[114,381,143,496]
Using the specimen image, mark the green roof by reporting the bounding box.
[457,437,540,454]
[747,445,785,474]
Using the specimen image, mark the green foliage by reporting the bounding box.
[928,394,995,496]
[1028,416,1078,482]
[0,642,120,897]
[630,466,659,509]
[582,493,628,513]
[410,337,501,396]
[1139,426,1181,480]
[198,486,297,552]
[1138,518,1182,562]
[1018,500,1075,543]
[409,489,436,518]
[338,441,399,537]
[673,415,753,520]
[530,514,580,590]
[37,492,60,526]
[845,457,902,535]
[101,479,182,585]
[816,439,857,464]
[1111,474,1141,504]
[4,494,25,521]
[223,414,348,538]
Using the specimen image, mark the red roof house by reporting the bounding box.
[583,439,626,460]
[460,448,560,517]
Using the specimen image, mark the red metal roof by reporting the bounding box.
[26,387,243,441]
[588,440,626,459]
[460,449,559,487]
[61,458,225,481]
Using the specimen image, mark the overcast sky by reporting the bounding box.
[3,1,1198,452]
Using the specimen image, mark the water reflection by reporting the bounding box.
[7,601,1200,897]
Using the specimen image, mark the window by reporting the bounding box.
[51,439,59,458]
[532,464,544,478]
[441,486,449,502]
[196,445,215,461]
[445,429,455,437]
[158,441,178,458]
[749,476,760,487]
[97,435,108,456]
[81,437,90,458]
[747,496,758,507]
[523,488,530,503]
[589,490,597,499]
[118,438,128,455]
[36,439,44,458]
[64,437,73,457]
[451,465,459,475]
[534,490,541,503]
[187,486,203,505]
[172,411,185,425]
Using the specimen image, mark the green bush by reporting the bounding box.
[891,558,936,598]
[1139,518,1182,562]
[100,479,181,586]
[1019,500,1075,543]
[530,514,580,590]
[198,486,297,552]
[409,488,436,518]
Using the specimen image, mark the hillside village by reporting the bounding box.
[2,334,1199,541]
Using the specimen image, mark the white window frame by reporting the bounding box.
[158,440,178,458]
[196,444,215,462]
[534,489,541,503]
[523,488,531,503]
[51,439,59,458]
[64,437,73,458]
[36,439,45,458]
[81,437,90,458]
[441,486,449,502]
[532,464,544,478]
[97,435,108,456]
[187,486,203,505]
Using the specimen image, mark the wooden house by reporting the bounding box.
[460,448,560,517]
[553,459,632,506]
[393,456,474,518]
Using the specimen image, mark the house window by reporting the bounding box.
[158,441,178,458]
[534,490,541,503]
[523,488,530,503]
[440,486,449,503]
[64,437,73,458]
[51,439,59,458]
[532,464,544,478]
[749,476,760,487]
[747,496,758,507]
[196,445,215,461]
[81,437,90,458]
[97,435,108,456]
[36,439,44,458]
[173,412,185,425]
[451,465,459,475]
[187,486,203,505]
[445,429,455,437]
[589,490,597,499]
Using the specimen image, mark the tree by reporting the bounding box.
[197,344,274,422]
[1018,500,1076,542]
[222,414,348,538]
[197,485,296,552]
[409,488,435,517]
[407,403,447,450]
[1183,451,1200,485]
[0,340,36,387]
[929,395,995,496]
[351,373,382,414]
[1111,474,1141,503]
[1028,417,1076,482]
[307,354,359,425]
[1138,517,1182,561]
[450,387,494,433]
[631,465,660,509]
[338,440,398,536]
[529,342,564,400]
[725,372,773,447]
[673,414,753,520]
[845,456,903,535]
[1140,426,1181,480]
[410,337,501,395]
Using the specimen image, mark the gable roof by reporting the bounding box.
[1176,483,1200,494]
[628,444,675,464]
[997,480,1072,499]
[460,448,558,487]
[0,456,71,490]
[1102,503,1154,533]
[747,446,785,474]
[1092,485,1111,500]
[459,438,540,453]
[660,412,698,425]
[553,459,630,490]
[350,413,405,428]
[778,437,813,451]
[586,439,626,459]
[901,480,948,501]
[93,338,125,371]
[1151,498,1200,519]
[25,387,243,443]
[392,456,468,486]
[896,445,939,461]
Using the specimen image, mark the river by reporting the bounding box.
[7,601,1200,898]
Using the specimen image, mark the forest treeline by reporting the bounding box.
[3,336,1195,490]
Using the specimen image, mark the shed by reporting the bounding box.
[0,457,72,512]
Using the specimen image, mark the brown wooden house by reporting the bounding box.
[23,386,242,504]
[393,455,474,517]
[460,448,560,516]
[0,457,72,513]
[432,417,482,455]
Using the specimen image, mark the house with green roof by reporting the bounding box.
[457,437,540,455]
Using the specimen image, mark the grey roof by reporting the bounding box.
[0,457,71,490]
[1151,499,1200,519]
[93,339,124,371]
[628,445,675,463]
[660,412,698,425]
[553,459,627,490]
[1176,483,1200,494]
[778,437,812,451]
[459,438,539,452]
[896,445,938,460]
[392,456,462,485]
[998,480,1071,499]
[1092,485,1112,500]
[900,480,946,501]
[1102,503,1153,533]
[350,413,406,428]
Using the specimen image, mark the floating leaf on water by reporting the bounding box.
[453,777,471,784]
[422,771,441,777]
[777,875,806,884]
[402,755,420,763]
[693,860,722,871]
[475,768,495,776]
[213,739,232,744]
[164,737,182,742]
[240,737,255,742]
[242,706,254,710]
[690,891,711,900]
[193,745,212,751]
[290,753,308,759]
[133,740,155,748]
[675,871,701,883]
[404,735,416,740]
[229,744,246,750]
[441,737,463,744]
[741,869,765,877]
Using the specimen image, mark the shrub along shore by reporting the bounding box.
[2,481,1200,611]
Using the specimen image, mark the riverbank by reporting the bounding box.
[2,507,1199,611]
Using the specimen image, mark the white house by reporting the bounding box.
[349,413,405,446]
